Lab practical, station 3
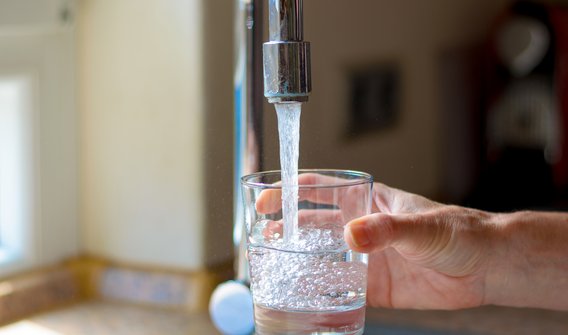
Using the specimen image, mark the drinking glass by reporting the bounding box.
[241,169,373,335]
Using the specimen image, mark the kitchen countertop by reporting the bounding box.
[366,306,568,335]
[1,302,566,335]
[0,301,218,335]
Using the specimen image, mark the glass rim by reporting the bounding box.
[249,242,352,254]
[241,169,373,189]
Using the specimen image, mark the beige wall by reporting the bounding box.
[79,0,206,269]
[79,0,236,270]
[263,0,513,197]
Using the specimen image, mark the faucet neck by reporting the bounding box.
[268,0,304,42]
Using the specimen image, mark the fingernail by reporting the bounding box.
[347,221,371,247]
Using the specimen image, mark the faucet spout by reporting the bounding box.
[264,0,311,103]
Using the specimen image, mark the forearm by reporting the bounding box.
[484,211,568,310]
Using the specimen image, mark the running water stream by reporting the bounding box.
[275,102,302,244]
[250,103,368,335]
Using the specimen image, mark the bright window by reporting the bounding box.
[0,73,35,274]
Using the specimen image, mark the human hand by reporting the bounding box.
[346,182,568,311]
[344,183,496,309]
[256,175,495,309]
[256,175,568,311]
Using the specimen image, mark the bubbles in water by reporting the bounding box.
[248,225,367,312]
[259,98,367,316]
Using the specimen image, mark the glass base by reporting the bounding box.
[254,304,365,335]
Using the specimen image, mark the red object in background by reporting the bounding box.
[549,7,568,190]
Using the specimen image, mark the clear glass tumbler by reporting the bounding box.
[241,169,373,335]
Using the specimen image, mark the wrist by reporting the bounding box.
[483,211,568,310]
[482,211,523,307]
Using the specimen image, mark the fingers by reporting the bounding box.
[261,209,346,240]
[255,188,283,214]
[256,173,350,214]
[373,183,441,214]
[344,214,396,253]
[263,220,283,239]
[257,177,439,216]
[258,173,342,212]
[344,212,450,255]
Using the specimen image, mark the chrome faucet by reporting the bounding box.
[264,0,311,103]
[234,0,311,283]
[210,1,311,333]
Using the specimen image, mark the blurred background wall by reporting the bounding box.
[69,0,568,269]
[78,0,209,269]
[263,0,568,213]
[263,0,513,200]
[2,0,567,277]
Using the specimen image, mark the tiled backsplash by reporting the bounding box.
[0,257,230,326]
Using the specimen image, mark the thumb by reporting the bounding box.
[344,212,450,255]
